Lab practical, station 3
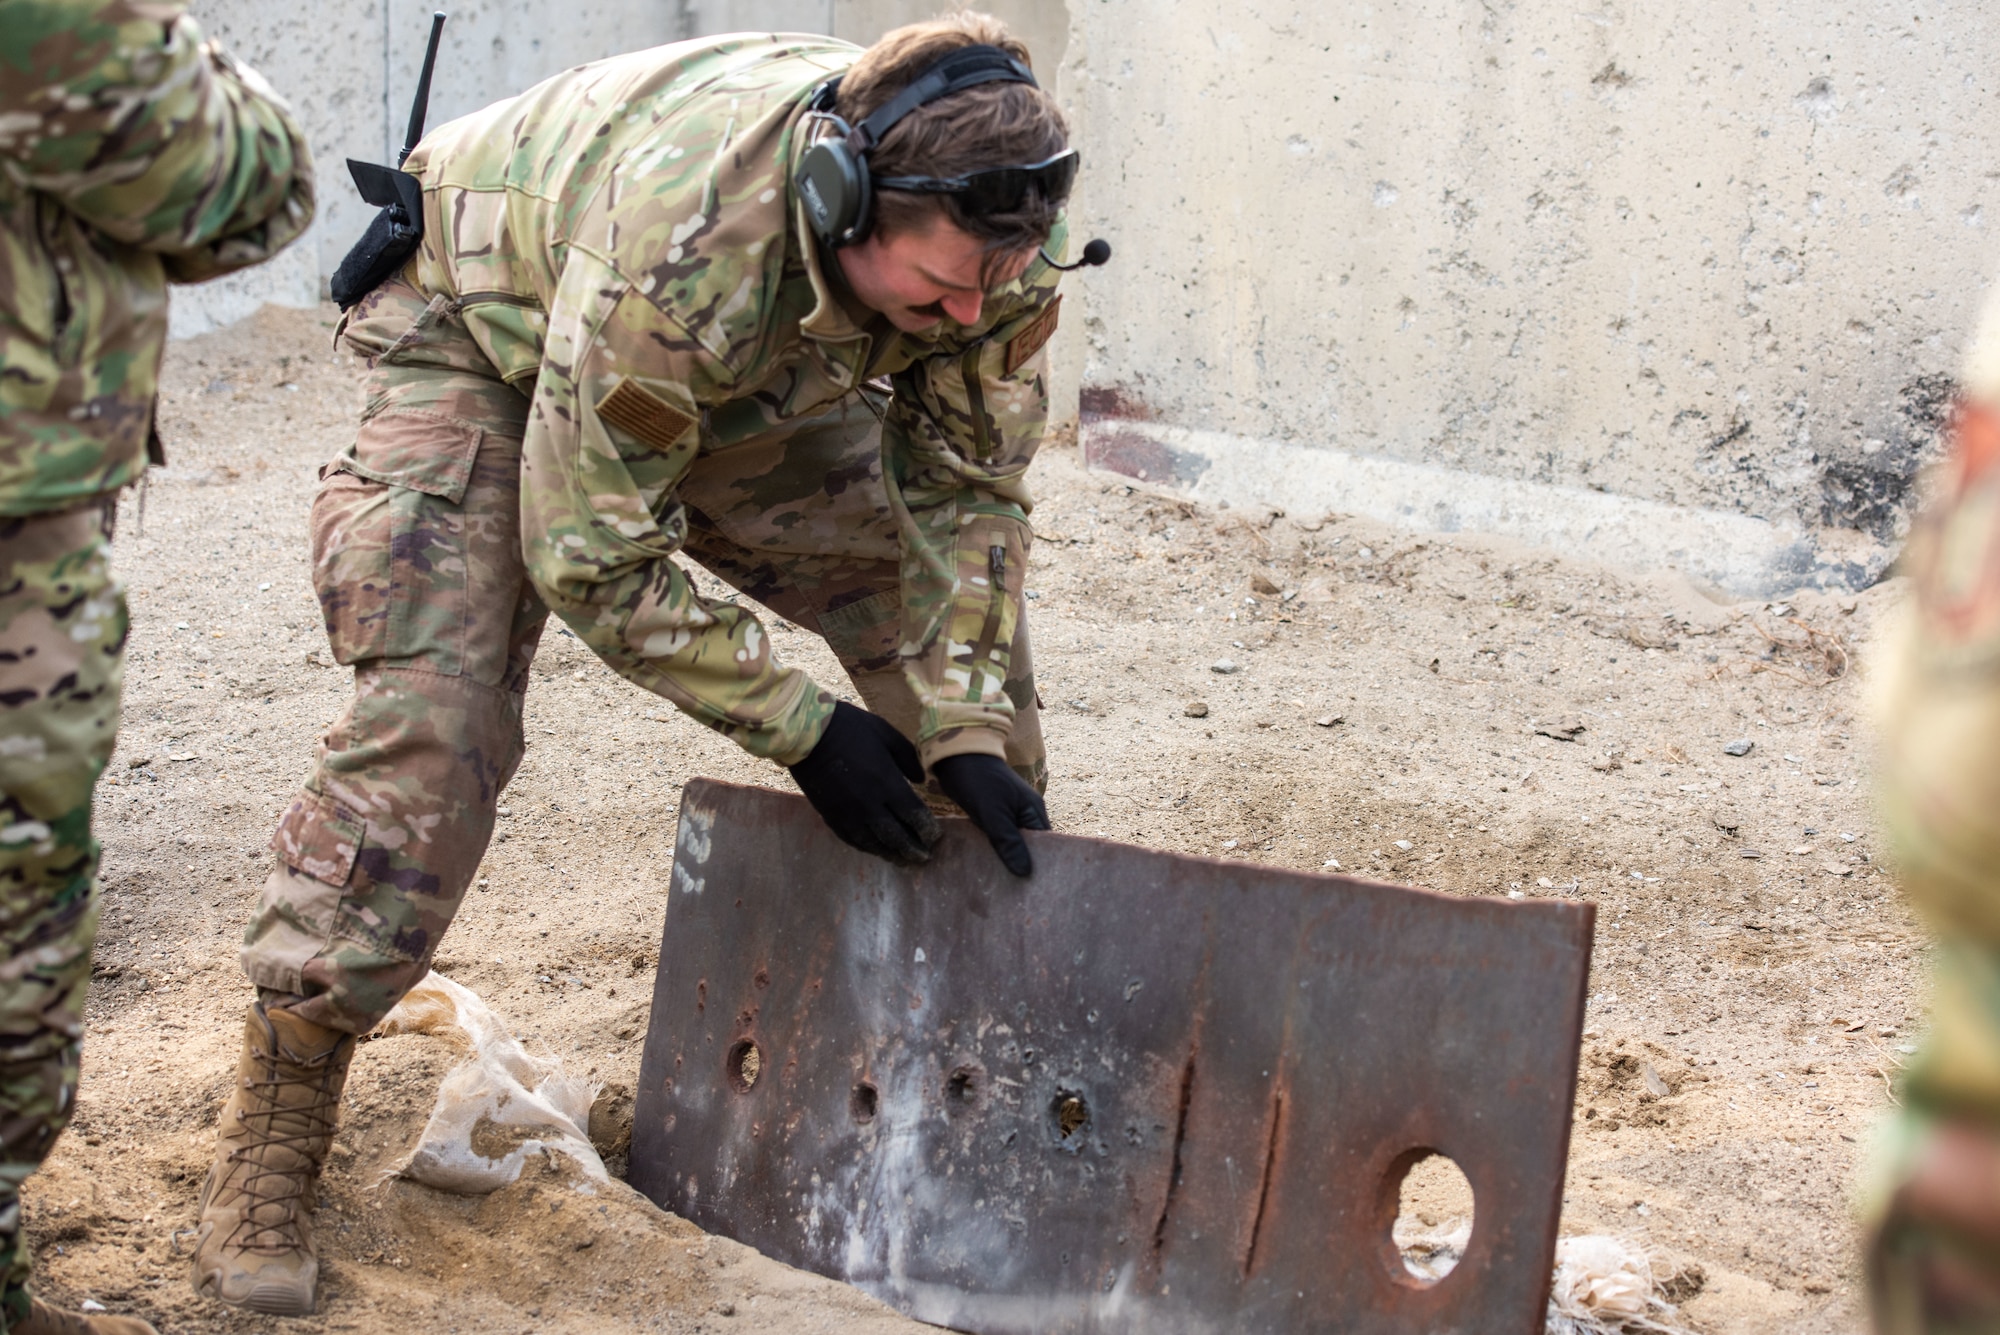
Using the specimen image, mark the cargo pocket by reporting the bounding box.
[310,410,483,673]
[271,790,363,890]
[818,588,902,674]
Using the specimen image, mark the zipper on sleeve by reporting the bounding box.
[966,543,1008,703]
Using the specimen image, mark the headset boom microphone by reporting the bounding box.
[1042,238,1111,271]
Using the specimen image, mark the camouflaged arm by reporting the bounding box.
[0,0,314,278]
[517,280,837,766]
[883,276,1061,767]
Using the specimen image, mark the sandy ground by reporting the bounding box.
[22,303,1918,1333]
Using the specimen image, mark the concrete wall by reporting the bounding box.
[175,0,1989,594]
[1065,0,2000,594]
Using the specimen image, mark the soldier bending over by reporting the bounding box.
[190,13,1081,1315]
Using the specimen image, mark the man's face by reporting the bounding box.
[836,212,1036,333]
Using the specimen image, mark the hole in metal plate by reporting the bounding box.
[1384,1149,1476,1285]
[727,1039,762,1093]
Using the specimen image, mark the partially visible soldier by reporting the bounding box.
[190,12,1077,1319]
[1868,282,2000,1332]
[0,3,313,1332]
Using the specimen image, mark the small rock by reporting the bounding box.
[1184,701,1210,718]
[1255,719,1274,729]
[1067,699,1091,713]
[1394,840,1413,851]
[715,1302,736,1317]
[1314,714,1342,727]
[1211,658,1241,674]
[1711,809,1743,836]
[79,1300,106,1314]
[1723,738,1755,757]
[127,755,151,769]
[1790,845,1812,856]
[1739,847,1763,859]
[1534,717,1586,741]
[1821,862,1853,877]
[1250,573,1281,596]
[1642,1063,1671,1099]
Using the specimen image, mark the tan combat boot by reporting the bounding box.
[15,1296,159,1335]
[188,1001,355,1316]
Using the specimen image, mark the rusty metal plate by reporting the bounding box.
[630,779,1595,1334]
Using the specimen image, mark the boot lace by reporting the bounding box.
[218,1037,348,1254]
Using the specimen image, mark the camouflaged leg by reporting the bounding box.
[676,401,1046,792]
[242,302,541,1033]
[0,505,125,1323]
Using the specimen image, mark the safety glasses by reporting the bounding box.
[872,148,1079,215]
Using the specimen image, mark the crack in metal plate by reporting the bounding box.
[631,780,1595,1334]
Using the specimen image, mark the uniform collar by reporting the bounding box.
[796,203,877,348]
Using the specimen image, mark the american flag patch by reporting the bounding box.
[597,377,696,452]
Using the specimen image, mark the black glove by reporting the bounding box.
[931,753,1050,878]
[788,701,941,867]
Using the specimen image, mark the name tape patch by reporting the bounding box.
[597,377,696,452]
[1003,295,1062,377]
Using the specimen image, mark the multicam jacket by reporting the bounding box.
[0,0,315,516]
[403,34,1066,767]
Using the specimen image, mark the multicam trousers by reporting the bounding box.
[0,503,124,1329]
[240,279,1044,1034]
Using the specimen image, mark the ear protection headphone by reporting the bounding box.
[796,45,1042,249]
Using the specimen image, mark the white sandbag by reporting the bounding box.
[1395,1226,1696,1334]
[1546,1233,1696,1335]
[373,971,608,1193]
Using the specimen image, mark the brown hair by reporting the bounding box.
[836,12,1070,267]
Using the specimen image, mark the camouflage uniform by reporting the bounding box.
[241,34,1060,1034]
[1868,297,2000,1332]
[0,1,312,1326]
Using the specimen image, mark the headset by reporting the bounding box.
[796,43,1108,272]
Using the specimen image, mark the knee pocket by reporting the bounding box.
[267,794,431,968]
[271,791,362,890]
[818,588,901,671]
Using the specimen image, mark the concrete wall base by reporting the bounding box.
[1081,414,1890,600]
